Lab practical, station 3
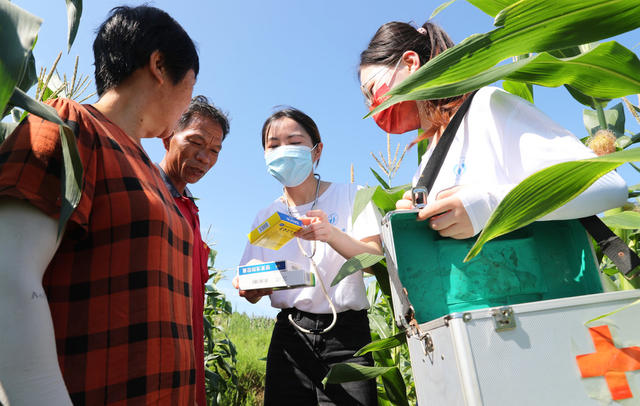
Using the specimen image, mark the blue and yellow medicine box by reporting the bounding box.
[237,260,315,290]
[247,211,303,250]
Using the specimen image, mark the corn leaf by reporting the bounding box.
[9,88,83,236]
[0,122,19,143]
[354,332,407,356]
[417,137,429,166]
[467,0,517,17]
[368,0,640,115]
[65,0,82,52]
[58,124,83,237]
[0,1,41,115]
[583,102,626,137]
[466,148,640,260]
[370,167,390,189]
[380,367,409,406]
[502,80,533,103]
[585,298,640,324]
[372,184,410,214]
[369,41,640,114]
[16,50,36,93]
[430,0,458,20]
[368,313,391,339]
[352,186,376,225]
[332,253,384,286]
[565,84,610,110]
[602,211,640,230]
[370,260,392,300]
[323,363,395,385]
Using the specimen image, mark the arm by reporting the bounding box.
[0,199,72,405]
[399,170,627,239]
[399,89,629,238]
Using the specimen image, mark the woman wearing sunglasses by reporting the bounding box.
[359,21,627,238]
[235,107,381,405]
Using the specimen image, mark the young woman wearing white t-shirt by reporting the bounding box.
[358,20,627,236]
[235,108,381,405]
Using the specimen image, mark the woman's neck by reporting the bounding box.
[284,175,333,207]
[283,174,319,206]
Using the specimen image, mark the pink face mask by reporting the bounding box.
[370,83,421,134]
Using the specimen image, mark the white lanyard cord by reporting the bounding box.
[284,174,338,334]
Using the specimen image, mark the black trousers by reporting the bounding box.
[264,308,378,406]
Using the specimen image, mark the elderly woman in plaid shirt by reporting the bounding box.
[0,6,201,405]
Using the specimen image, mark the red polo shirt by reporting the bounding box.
[158,166,210,406]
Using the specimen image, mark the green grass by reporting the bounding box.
[216,313,274,406]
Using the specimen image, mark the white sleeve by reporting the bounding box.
[458,89,628,234]
[458,171,627,236]
[0,200,73,405]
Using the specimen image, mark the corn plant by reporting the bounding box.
[203,248,239,406]
[370,133,408,188]
[325,118,414,406]
[0,0,84,235]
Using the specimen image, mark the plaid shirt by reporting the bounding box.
[0,98,195,405]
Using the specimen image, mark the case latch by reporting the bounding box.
[411,187,428,209]
[492,306,516,332]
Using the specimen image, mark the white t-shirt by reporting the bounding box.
[239,183,380,313]
[413,86,628,235]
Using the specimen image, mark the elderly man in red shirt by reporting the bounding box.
[158,95,229,406]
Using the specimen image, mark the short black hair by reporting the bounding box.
[175,95,230,140]
[93,5,199,96]
[261,107,321,149]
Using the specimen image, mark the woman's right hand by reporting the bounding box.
[396,190,416,210]
[232,276,272,304]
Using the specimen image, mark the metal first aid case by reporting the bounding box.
[381,210,640,405]
[406,290,640,405]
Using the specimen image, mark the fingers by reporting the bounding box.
[417,198,452,221]
[428,209,456,232]
[295,222,332,242]
[396,190,415,210]
[305,209,327,221]
[436,185,463,200]
[421,195,475,239]
[239,288,272,304]
[396,198,414,210]
[232,276,239,289]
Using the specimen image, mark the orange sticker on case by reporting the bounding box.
[576,325,640,400]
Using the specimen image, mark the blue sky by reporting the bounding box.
[14,1,640,317]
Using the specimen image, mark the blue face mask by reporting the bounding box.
[265,145,315,187]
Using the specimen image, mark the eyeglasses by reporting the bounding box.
[360,58,403,107]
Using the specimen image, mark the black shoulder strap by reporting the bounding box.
[414,91,477,191]
[580,216,640,277]
[391,92,478,328]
